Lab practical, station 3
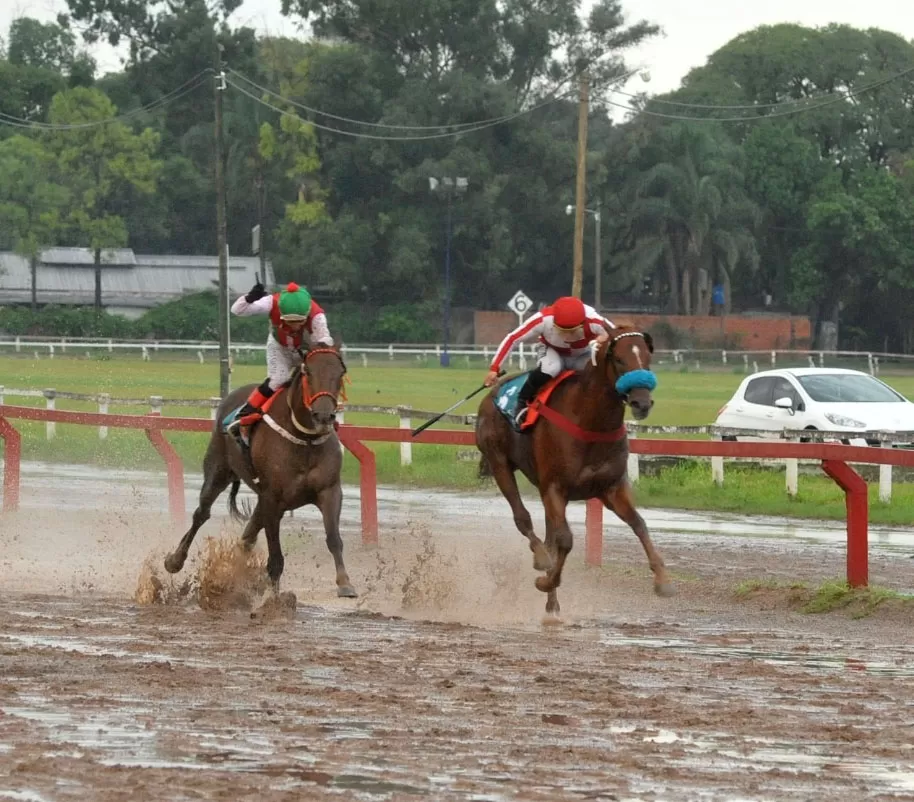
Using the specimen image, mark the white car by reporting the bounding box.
[714,368,914,445]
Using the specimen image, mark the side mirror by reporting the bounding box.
[774,396,795,415]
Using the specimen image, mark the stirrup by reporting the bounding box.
[515,405,530,426]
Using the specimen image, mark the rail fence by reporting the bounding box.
[2,335,914,374]
[2,403,912,587]
[1,384,912,502]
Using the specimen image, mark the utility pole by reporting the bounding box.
[214,45,230,398]
[593,207,602,311]
[571,74,589,299]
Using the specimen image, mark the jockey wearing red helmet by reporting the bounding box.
[484,296,614,423]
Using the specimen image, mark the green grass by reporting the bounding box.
[3,354,914,524]
[733,578,913,617]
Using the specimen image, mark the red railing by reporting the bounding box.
[4,404,914,588]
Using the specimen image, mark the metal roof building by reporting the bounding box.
[0,248,275,319]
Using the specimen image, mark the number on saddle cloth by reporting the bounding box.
[494,373,531,431]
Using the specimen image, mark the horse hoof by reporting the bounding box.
[163,553,184,574]
[654,582,676,598]
[535,575,554,593]
[541,613,564,627]
[337,585,358,599]
[532,549,554,572]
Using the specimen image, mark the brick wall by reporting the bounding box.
[474,311,811,350]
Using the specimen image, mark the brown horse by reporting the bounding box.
[163,345,356,598]
[475,326,673,616]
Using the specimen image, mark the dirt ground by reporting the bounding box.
[2,503,914,801]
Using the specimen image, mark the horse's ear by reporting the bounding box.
[642,331,654,353]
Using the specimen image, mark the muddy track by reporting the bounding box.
[3,501,914,800]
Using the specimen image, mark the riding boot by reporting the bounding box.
[515,368,553,426]
[228,381,274,446]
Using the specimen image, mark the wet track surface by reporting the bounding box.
[3,594,914,801]
[2,462,914,799]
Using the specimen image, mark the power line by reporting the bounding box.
[229,64,646,133]
[0,71,211,131]
[226,77,575,140]
[610,64,914,116]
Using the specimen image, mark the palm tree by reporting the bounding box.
[621,124,760,314]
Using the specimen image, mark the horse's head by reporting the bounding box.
[591,327,657,421]
[297,345,347,433]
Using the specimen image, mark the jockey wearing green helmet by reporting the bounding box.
[227,280,333,435]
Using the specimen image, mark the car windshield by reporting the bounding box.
[797,374,905,403]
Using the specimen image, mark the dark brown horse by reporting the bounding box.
[164,345,356,598]
[476,326,673,616]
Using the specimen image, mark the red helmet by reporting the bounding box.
[552,297,586,330]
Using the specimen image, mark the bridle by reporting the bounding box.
[287,347,348,437]
[589,331,657,398]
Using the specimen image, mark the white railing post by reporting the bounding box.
[361,353,368,368]
[818,351,824,367]
[711,456,724,486]
[770,350,776,367]
[142,346,150,362]
[626,430,639,483]
[198,350,205,364]
[0,385,4,406]
[867,353,874,376]
[98,392,110,440]
[149,395,163,415]
[879,464,892,503]
[60,338,66,354]
[389,343,394,361]
[399,407,413,466]
[743,354,749,373]
[108,339,113,353]
[43,389,56,440]
[209,397,221,421]
[15,336,20,353]
[48,344,54,359]
[721,350,727,365]
[785,459,798,497]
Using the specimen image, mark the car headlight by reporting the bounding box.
[824,413,867,429]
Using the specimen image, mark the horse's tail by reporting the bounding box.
[227,480,249,522]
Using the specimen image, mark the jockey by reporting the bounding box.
[227,280,333,432]
[484,296,613,423]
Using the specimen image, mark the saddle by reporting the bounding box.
[493,371,574,433]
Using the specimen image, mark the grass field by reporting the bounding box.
[2,353,914,524]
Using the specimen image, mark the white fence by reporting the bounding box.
[0,385,908,503]
[3,335,914,375]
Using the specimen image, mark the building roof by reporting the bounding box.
[0,248,276,311]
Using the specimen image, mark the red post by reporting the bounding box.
[0,417,21,512]
[821,459,868,588]
[584,498,603,566]
[337,431,379,545]
[145,428,186,527]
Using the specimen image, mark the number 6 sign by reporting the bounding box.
[507,290,533,369]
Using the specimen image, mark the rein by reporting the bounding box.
[530,400,628,444]
[286,347,348,442]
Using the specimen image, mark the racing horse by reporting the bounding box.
[475,325,673,616]
[163,344,356,598]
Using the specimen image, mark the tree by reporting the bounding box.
[45,87,162,309]
[621,124,760,315]
[0,135,69,309]
[792,169,914,348]
[8,17,95,83]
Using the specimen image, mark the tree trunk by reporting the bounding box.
[664,247,679,314]
[30,254,37,312]
[681,267,691,315]
[94,247,102,311]
[722,269,732,316]
[815,299,840,351]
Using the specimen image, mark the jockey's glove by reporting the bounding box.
[245,282,266,303]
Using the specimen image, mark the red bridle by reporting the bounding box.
[299,347,348,411]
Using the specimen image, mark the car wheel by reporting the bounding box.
[799,426,817,444]
[722,435,737,442]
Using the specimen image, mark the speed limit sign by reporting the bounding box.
[507,290,533,317]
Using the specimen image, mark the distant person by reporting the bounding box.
[227,281,333,435]
[712,283,725,315]
[483,296,614,424]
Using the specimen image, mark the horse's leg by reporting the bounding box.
[535,484,573,599]
[604,482,675,598]
[487,453,552,572]
[164,448,234,574]
[316,484,357,598]
[261,501,285,592]
[240,501,264,552]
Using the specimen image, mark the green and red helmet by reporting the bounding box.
[278,282,312,321]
